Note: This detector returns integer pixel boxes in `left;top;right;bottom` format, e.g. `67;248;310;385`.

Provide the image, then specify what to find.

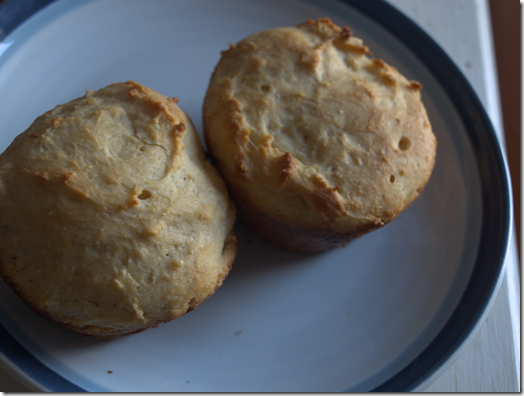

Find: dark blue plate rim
0;0;512;392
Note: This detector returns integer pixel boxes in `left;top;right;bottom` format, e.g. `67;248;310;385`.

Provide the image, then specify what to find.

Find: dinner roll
0;81;236;337
203;18;436;252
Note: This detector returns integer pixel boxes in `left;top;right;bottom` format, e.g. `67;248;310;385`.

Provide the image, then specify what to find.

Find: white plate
0;0;511;392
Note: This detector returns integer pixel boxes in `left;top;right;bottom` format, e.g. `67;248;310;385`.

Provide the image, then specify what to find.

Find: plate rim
340;0;512;391
0;0;512;392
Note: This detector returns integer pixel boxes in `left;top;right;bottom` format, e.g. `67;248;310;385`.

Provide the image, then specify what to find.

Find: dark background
489;0;520;261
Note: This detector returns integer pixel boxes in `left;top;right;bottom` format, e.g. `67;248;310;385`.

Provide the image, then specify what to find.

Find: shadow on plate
228;220;324;277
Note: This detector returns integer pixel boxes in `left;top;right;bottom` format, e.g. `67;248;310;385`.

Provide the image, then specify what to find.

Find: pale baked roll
203;18;436;252
0;81;237;337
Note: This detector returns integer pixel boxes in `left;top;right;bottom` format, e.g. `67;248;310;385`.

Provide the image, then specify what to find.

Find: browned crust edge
226;183;381;253
0;228;237;338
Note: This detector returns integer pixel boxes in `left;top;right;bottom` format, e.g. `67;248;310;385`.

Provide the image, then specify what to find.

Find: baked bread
0;81;237;337
203;18;436;252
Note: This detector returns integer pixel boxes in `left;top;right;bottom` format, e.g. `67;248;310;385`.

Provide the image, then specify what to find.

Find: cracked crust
0;81;237;337
203;18;436;252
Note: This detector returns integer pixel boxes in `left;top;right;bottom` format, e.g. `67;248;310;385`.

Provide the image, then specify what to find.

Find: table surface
0;0;520;392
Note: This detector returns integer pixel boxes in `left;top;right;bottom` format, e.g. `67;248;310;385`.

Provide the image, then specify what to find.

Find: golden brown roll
0;81;237;337
203;18;436;253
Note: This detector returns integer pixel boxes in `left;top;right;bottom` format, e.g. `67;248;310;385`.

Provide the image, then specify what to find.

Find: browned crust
309;175;345;219
236;197;379;253
297;18;372;55
223;179;382;253
0;228;237;339
277;152;296;186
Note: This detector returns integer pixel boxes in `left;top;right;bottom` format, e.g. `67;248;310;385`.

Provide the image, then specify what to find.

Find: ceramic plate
0;0;511;392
